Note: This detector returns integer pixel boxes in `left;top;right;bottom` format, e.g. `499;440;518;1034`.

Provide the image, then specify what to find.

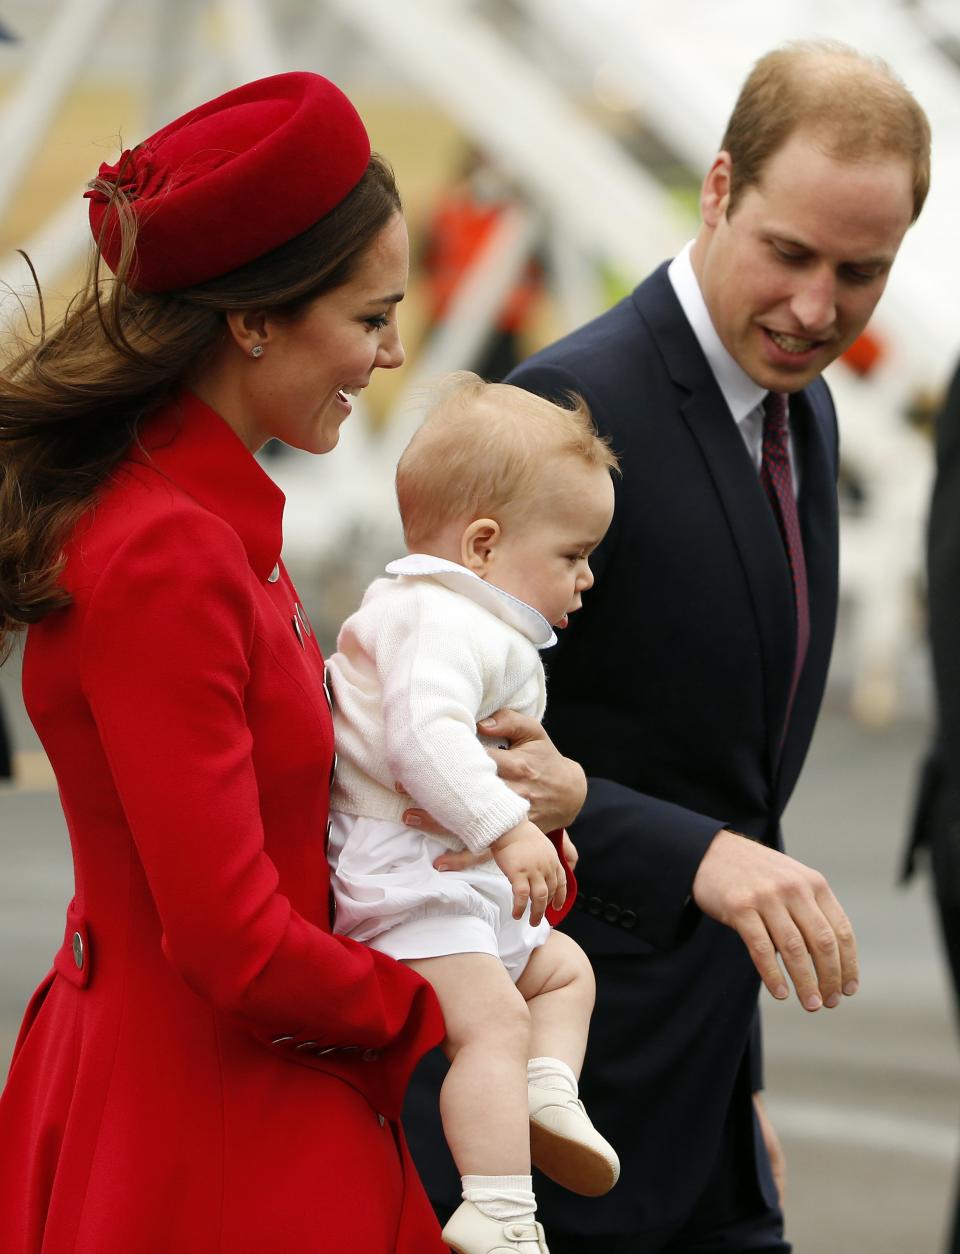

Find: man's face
691;129;915;392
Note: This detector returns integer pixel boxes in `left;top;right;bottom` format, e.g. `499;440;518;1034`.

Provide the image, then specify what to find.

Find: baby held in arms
326;373;620;1254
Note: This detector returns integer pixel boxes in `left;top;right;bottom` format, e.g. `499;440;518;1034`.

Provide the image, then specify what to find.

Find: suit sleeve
80;511;443;1100
508;358;727;950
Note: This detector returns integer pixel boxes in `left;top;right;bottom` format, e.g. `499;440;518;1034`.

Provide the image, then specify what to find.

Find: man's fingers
479;709;544;746
767;906;825;1011
738;904;825;1010
818;889;859;997
737;910;791;1002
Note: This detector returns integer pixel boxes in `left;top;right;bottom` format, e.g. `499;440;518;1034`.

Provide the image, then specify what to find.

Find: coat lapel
635;269;800;773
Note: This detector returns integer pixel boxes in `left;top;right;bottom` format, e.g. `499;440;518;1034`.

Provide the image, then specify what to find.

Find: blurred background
0;1;958;1249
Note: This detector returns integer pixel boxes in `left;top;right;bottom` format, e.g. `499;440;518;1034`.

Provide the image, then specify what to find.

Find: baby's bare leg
516;930;596;1074
405;952;532;1175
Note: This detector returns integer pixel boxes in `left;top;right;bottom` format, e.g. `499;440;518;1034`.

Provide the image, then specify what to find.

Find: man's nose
790;270;836;334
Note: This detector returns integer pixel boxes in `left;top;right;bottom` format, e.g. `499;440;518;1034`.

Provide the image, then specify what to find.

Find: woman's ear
225;309;270;355
461;518;501;575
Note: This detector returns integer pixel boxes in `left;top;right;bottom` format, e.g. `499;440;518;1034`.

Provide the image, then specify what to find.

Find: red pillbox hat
86;72;370;293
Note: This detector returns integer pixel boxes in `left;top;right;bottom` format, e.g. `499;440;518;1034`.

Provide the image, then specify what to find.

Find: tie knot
763;391;789;431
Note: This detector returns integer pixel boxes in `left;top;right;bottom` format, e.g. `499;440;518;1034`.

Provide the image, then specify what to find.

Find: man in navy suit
403;41;931;1253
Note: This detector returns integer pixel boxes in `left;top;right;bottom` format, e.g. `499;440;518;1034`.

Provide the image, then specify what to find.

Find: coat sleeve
79;510;443;1091
374;590;531;851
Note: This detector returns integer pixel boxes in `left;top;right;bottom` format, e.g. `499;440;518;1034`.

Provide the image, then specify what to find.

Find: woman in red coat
0;72;584;1254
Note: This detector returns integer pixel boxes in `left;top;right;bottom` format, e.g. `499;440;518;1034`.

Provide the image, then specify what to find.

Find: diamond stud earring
250;344;264;358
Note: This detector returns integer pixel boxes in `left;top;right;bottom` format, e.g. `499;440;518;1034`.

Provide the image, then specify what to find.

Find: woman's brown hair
0;153;401;658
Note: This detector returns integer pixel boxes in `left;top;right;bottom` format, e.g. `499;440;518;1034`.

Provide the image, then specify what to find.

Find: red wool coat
0;392;446;1253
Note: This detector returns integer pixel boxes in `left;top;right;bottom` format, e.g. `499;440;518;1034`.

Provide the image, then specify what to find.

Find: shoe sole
529;1119;619;1196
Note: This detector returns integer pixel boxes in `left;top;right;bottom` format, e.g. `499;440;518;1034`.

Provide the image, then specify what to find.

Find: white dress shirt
668;241;799;491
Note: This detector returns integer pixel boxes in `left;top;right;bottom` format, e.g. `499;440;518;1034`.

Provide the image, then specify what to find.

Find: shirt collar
385;554;557;649
667;240;767;424
131;390;285;581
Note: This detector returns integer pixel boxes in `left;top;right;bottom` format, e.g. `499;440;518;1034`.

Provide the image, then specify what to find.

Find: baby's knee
446;980;532;1058
543;931;597;1001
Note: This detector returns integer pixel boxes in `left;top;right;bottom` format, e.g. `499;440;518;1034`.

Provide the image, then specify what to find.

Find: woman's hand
560;829;579;872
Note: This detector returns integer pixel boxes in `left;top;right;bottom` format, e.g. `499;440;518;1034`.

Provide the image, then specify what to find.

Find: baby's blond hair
396;371;618;550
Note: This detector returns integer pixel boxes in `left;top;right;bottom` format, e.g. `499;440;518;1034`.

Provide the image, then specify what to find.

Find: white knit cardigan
326;555;556;854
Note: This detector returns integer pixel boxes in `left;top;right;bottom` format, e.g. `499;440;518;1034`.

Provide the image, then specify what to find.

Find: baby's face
485;461;615;628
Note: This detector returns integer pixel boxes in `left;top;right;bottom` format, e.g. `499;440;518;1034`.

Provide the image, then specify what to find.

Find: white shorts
327;813;550;983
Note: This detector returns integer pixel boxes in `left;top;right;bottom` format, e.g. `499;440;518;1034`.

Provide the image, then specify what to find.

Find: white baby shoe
441;1200;550;1254
528;1085;620;1196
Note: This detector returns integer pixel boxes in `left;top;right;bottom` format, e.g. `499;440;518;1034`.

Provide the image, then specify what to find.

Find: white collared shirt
668;241;798;491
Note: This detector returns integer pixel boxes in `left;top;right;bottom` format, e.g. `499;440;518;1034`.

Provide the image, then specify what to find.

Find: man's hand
479;711;587;832
753;1092;786;1207
691;829;858;1011
490;819;567;925
400;709;587;837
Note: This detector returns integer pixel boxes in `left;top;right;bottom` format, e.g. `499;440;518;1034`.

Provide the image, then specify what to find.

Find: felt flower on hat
84;149;148;205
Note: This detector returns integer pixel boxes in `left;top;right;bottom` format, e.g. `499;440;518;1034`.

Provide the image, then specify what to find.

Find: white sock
461;1173;536;1221
527;1055;579;1097
461;1176;540;1253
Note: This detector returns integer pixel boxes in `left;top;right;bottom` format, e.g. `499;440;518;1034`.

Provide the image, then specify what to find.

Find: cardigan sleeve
79;510;443;1105
373;588;531;851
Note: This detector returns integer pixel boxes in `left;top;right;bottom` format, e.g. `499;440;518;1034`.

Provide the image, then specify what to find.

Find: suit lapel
635;269;799;773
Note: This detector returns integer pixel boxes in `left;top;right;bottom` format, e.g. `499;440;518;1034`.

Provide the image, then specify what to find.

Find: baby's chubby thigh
405;950;532;1068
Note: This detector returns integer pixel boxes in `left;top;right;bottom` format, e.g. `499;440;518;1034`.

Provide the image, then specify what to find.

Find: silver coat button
267;563;280;583
72;931;84;970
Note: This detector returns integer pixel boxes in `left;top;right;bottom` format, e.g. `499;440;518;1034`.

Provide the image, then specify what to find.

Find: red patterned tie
761;392;810;728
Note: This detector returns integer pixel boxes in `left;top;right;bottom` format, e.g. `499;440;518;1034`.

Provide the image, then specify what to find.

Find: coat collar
132;389;285;581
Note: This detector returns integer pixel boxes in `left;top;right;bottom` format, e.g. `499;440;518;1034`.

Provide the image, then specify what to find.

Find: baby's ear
461;518;501;574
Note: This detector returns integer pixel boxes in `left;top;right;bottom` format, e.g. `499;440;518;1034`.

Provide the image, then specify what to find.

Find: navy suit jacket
403;263;840;1241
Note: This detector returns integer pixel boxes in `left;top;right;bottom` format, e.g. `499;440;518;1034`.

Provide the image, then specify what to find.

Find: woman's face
238;211;409;453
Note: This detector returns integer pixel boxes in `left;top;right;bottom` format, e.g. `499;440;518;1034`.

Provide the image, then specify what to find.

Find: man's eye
774;245;806;264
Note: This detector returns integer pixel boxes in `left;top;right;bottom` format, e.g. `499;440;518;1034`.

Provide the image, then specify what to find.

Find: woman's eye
365;314;389;331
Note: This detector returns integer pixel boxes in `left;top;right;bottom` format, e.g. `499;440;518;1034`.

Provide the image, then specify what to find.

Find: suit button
362;1048;381;1062
603;903;621;923
72;931;84;970
588;896;603;916
295;1040;320;1052
271;1035;295;1047
619;910;637;930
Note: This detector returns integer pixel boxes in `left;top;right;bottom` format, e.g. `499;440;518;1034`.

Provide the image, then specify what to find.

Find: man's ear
701;151;733;228
225;308;270;355
461;518;501;575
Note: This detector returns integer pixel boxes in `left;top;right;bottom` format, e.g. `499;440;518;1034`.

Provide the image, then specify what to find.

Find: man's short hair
722;39;931;222
396;372;618;551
